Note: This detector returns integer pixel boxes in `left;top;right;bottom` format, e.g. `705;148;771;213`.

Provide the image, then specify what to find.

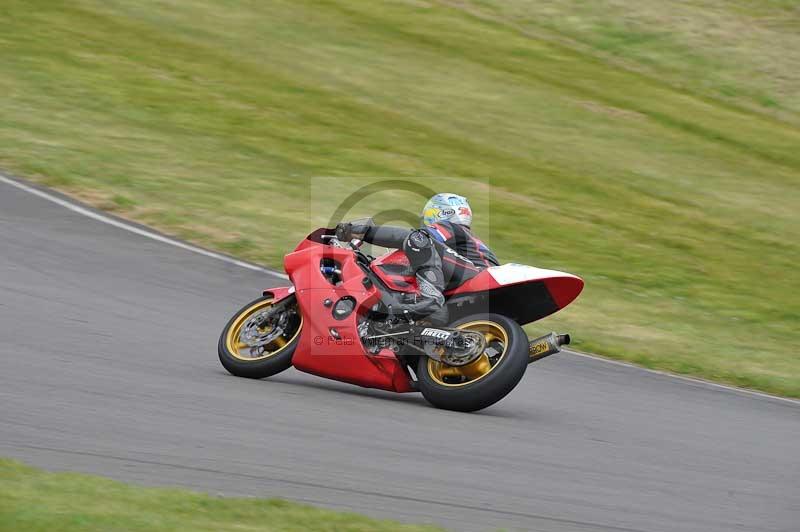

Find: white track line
2;173;796;405
0;174;288;280
564;349;800;405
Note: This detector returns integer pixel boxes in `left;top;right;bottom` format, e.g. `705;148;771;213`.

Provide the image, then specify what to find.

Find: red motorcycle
219;226;583;411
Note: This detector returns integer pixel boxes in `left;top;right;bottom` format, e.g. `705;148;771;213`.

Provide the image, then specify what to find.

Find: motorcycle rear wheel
218;296;302;379
417;313;528;412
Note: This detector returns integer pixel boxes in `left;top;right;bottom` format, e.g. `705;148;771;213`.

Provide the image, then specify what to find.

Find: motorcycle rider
336;193;499;324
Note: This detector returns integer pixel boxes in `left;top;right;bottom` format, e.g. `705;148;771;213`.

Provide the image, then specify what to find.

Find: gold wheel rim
225;299;302;361
427;320;509;387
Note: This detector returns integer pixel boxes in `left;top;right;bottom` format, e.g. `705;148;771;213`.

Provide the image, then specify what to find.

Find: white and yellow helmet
421;193;472;228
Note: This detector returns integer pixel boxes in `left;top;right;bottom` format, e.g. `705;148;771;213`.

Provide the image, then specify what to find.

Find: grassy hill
1;0;798;396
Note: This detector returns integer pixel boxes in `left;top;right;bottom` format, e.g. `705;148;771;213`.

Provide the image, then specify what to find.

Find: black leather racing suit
352;221;499;324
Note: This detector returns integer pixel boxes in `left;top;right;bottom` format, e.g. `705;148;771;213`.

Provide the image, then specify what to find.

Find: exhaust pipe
528;332;570;363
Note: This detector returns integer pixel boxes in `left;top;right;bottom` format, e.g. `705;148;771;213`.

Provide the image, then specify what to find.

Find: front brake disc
240;309;288;347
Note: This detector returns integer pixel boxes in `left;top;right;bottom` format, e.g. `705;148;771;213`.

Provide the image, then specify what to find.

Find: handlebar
320;234;363;250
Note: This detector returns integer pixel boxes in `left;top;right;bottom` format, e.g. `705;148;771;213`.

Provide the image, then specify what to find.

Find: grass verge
0;1;798;396
0;459;442;532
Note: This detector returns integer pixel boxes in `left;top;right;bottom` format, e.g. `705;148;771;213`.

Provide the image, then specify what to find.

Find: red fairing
370;249;417;293
542;275;584;309
282;238;415;393
443;270;501;295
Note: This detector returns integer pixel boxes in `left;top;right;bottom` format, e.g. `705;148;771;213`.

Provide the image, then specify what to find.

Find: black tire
218;296;301;379
417;313;529;412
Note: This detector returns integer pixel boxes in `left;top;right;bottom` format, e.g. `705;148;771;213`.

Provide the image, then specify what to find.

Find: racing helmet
421;193;472;228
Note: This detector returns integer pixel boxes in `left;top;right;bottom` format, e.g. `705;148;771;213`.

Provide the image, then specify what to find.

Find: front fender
262;285;296;303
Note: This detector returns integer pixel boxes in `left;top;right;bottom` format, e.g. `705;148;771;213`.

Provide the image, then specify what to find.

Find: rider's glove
335;222;353;242
336;222;371;242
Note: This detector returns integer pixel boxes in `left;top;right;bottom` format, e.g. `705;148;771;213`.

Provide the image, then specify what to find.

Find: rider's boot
392;286;448;326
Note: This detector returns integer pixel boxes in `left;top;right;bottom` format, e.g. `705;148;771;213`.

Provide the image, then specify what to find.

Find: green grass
0;459;441;531
1;0;799;396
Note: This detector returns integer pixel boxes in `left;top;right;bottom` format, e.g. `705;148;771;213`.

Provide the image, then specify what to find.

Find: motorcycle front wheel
417;313;529;412
218;295;302;379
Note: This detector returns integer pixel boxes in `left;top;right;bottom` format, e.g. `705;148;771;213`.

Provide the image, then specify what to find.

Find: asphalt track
1;176;798;532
